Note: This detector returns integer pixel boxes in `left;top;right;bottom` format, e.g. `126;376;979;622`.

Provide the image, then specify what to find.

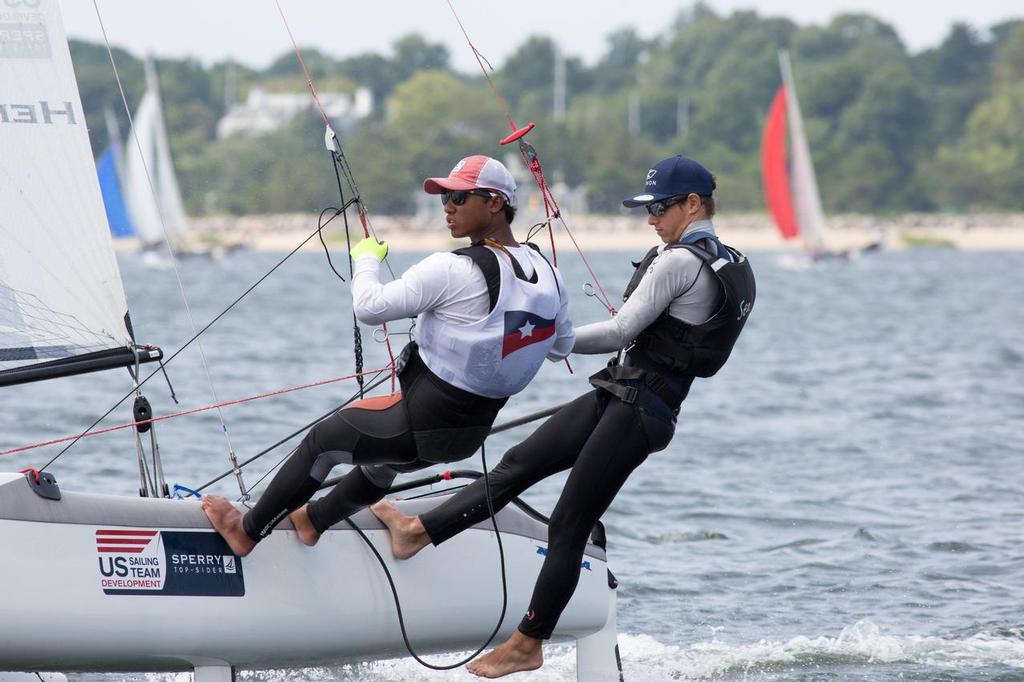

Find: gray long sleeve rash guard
573;221;724;355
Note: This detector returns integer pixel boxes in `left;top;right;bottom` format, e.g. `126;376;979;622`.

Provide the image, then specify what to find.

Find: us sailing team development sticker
95;529;245;596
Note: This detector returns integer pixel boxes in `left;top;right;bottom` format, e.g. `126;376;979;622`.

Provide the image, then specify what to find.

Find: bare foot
289;504;321;547
201;495;256;557
370;499;431;560
466;631;543;678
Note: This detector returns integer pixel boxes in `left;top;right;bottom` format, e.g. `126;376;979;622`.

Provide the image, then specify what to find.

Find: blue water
6;246;1024;680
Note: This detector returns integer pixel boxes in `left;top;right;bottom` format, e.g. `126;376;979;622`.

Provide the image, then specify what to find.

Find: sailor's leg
467;397;660;677
304;463;401;535
520;397;672;641
519;399;655;640
237;411;362;544
418;390;603;548
234;393;411;546
202;410;358;556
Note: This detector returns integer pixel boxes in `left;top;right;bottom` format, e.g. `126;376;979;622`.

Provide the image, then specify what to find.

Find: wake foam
614;621;1024;680
115;621;1024;681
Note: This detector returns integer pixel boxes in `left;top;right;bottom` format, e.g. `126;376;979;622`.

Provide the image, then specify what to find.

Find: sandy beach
114;212;1024;253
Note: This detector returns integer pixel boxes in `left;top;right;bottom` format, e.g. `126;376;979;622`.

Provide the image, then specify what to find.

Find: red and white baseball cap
423;155;517;207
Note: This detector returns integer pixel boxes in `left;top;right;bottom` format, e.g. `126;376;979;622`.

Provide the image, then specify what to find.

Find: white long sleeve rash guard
572;221;724;355
351;245;575;362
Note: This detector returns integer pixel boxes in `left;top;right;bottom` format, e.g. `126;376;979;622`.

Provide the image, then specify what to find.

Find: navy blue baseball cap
622;155;716;207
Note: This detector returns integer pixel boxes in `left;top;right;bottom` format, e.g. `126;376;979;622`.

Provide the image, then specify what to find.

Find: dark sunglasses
646;194;693;217
441;189;495;206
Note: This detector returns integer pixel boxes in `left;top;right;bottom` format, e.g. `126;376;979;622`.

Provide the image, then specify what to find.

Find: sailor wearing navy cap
371;155;757;678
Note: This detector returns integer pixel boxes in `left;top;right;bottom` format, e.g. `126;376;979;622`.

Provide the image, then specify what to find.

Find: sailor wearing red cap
202;155;572;557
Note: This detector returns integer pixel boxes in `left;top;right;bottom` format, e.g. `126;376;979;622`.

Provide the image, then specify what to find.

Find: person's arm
546;268;575;361
350;253;452;325
572;249;701;355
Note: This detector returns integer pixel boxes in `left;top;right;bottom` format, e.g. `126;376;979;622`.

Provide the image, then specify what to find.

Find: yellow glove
350;236;388;262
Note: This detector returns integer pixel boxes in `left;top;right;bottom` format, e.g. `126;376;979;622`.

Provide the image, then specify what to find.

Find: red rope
445;0;616;317
275;0;330;128
0;366;392;457
275;1;398;389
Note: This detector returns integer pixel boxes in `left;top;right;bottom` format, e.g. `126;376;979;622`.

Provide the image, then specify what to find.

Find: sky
59;0;1023;73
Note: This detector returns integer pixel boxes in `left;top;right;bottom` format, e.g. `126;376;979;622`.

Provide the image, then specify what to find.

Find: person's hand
350;236;388;262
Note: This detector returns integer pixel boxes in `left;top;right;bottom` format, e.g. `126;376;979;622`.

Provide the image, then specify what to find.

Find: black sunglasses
646;194;693;217
441;189;495;206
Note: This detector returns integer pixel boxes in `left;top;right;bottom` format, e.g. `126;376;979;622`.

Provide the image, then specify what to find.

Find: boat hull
0;472;614;673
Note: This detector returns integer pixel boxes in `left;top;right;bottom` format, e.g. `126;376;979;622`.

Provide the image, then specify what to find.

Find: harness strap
452;244;501;312
589;365;691;409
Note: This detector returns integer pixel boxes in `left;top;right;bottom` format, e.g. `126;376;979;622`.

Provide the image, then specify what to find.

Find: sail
98;107;135;238
0;0;136;376
97;146;136;238
123;59;189;249
761;86;799;241
778;50;827;253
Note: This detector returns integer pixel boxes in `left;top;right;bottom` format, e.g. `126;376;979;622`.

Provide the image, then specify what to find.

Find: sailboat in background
761;50;881;261
96;107;136;239
123;57;193;254
0;3;619;679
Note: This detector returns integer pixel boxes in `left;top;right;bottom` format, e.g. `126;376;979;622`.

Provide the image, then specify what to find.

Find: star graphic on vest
518;320;535;338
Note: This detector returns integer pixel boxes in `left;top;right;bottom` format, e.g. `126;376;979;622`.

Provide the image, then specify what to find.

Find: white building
216;87;372;139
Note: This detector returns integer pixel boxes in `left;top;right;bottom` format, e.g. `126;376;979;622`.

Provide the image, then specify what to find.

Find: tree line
69;4;1024;216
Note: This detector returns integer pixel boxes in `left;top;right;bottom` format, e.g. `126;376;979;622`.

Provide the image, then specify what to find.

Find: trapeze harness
417;231;756;640
590;230;756;411
240;241;562;542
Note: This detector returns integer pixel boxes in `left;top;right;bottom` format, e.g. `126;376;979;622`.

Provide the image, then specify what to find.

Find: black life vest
624;231;755;379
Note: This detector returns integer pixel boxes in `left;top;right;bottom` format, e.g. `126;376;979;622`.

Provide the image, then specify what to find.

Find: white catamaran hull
0;472;620;679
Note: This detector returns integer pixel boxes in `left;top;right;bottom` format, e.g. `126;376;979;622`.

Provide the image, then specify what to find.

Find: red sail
761;86;799;240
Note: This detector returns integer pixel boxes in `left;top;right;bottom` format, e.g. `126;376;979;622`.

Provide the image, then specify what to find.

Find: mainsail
123;58;190;249
761;50;828;253
0;0;159;385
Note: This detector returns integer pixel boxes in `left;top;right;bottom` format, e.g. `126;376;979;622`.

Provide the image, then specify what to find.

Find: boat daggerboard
0;0;139;384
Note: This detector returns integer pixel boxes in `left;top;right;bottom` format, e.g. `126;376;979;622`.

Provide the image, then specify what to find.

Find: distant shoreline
112;212;1024;252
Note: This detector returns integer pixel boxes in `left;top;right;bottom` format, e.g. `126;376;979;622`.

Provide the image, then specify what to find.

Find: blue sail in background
97;146;135;238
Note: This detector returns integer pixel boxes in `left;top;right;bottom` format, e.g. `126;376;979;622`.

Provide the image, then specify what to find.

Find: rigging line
331;160;367;397
444;0;617;317
0;367;390;458
93;0;238;462
317;207;348;282
444;0;516;130
37;219;340;473
274;0;398;390
237;371;392;498
273;0;395;280
348;441;507;671
193;370;390;498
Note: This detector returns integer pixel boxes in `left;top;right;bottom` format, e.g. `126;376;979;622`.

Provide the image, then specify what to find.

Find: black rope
349;441;508;670
327;146;365;398
526;220;550;243
317;207;348;282
39;218;345;473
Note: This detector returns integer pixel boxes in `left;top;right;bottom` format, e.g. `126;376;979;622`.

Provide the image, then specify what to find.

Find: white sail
778;50;828;254
0;0;133;372
123;58;189;249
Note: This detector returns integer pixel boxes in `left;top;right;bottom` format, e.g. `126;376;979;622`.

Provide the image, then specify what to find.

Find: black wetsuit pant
241;349;505;543
419;386;677;640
